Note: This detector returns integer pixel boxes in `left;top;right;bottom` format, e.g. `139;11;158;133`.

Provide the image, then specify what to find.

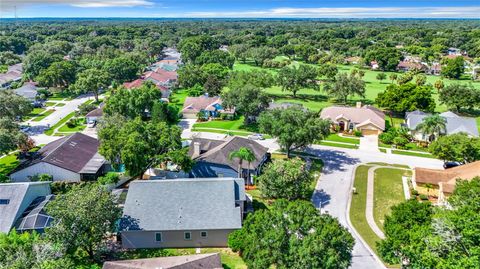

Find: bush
354;130;362;137
393;136;409;149
411;189;419;196
76;103;98;116
66;118;78;128
419;194;429;200
50;181;88;194
186;84;203;97
97;172;120;185
379;130;397;144
0;173;9;183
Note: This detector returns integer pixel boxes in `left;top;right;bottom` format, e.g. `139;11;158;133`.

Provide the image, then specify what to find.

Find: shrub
28;173;53;182
379;130;397;144
419;194;429;200
411;189;419;196
393;136;409;149
354;130;362;137
186;84;203;97
97;172;120;185
76;103;98;116
66;118;78;128
0;173;9;183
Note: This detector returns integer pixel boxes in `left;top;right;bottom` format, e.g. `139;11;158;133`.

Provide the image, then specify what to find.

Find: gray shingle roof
0;182;51;233
102;253;223;269
406;111;479;137
14;83;38;100
121;178;245;231
189;136;268;171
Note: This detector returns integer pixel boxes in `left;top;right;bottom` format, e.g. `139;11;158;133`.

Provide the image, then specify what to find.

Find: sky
1;0;480;19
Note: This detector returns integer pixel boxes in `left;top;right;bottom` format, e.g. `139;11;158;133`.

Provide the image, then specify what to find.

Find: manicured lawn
25;108;46;119
44;112;76;135
55;102;65;107
391;150;435;158
193;118;245;130
318;141;358;149
32;109;55;122
45;102;57;107
191;128;252;137
324;133;360;145
0;153;19;174
246;189;270;211
170;89;189;110
373;168;410;231
58;122;86;132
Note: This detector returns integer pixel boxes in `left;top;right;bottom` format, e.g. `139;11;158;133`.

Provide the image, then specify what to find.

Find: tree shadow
118;215;142;231
311;189;331;209
305;147;361;175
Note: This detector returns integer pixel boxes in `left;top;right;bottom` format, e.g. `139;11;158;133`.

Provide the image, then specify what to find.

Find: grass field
45;112;76;136
391;150;435;158
318;141;359;149
58;122;86;132
324;134;360;144
32;109;55;122
373;168;410;231
25;108;46;120
0;153;19;175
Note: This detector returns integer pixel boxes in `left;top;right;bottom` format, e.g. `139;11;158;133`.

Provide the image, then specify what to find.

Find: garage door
361;129;379;136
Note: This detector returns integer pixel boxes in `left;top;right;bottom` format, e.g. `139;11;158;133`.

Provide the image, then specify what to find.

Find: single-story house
405;110;479;141
427;62;442;76
102;253;222;269
320;104;386;135
181;96;235;119
123;79;171;99
86;106;104;124
189;136;269;184
370;61;379;70
397;61;428;72
413;161;480;203
0;181;53;233
10;132;108;182
119;177;245;249
0;63;22;89
14;82;38;101
144;69;178;87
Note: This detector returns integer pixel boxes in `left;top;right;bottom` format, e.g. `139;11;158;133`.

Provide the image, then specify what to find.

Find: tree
415;74;427;86
104;56;143;83
415;115;447;142
376;72;387;82
151;101;179;125
277;64;319;98
258;107;330;157
0;90;33;119
0;91;31;154
72;68;110;102
177;65;205;88
23;49;63;79
227;70;274;89
222;85;270;124
376;83;436;113
429;133;480;163
365;47;401;71
439;83;479;111
434;79;445;91
324;72;366;104
258;158;312;200
389;73;398;83
442;56;465;79
46;183;121;261
195;50;235;68
318;63;338;80
229;200;354;269
98;116;185;176
36;60;77;89
228;147;256;184
249;46;278;66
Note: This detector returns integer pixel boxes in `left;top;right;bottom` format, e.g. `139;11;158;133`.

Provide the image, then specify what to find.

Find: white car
86;120;96;128
248;133;264;140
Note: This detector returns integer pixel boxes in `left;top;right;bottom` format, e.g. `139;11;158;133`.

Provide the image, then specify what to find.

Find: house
123;79;171;99
370;61;379;70
405;111;479;141
0;181;52;233
413;161;480;203
14;82;38;101
427;62;442;76
10;132;108;182
181;96;235;119
144;70;178;87
86;106;103;124
0;63;23;89
103;253;222;269
188;136;269;184
119;178;246;249
397;60;428;72
344;56;361;65
320;104;386;135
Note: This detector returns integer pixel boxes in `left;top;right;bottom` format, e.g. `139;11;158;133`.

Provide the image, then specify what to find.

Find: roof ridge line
42;134;77;161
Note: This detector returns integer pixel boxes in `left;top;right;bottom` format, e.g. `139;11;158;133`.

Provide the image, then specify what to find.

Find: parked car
248;133;264;140
86;120;96;128
443;161;461;169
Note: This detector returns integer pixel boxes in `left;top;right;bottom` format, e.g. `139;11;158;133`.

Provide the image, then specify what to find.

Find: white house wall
10;162;81;182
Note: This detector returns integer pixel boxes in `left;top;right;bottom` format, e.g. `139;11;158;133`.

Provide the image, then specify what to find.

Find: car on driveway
86;120;96;128
248;133;264;140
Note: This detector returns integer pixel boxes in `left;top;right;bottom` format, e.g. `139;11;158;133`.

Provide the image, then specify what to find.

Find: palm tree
229;147;256;185
415;115;447;142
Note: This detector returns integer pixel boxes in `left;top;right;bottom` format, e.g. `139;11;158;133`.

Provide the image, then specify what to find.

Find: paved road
307;145;442;269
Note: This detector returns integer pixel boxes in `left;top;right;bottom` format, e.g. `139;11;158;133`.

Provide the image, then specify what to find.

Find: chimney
356;101;362;108
192;142;201;158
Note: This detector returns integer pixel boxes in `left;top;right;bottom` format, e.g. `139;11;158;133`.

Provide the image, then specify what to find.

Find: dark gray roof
102;253;223;269
121;178;245;231
0;182;51;233
189;136;268;171
14;83;38;100
11;132;105;175
15;194;54;233
86;107;103;118
406;111;479;137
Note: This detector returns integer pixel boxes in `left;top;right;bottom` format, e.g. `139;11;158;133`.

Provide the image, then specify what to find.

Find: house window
184;232;192;240
0;199;9;205
200;231;208;238
155;232;162;242
349;123;354;130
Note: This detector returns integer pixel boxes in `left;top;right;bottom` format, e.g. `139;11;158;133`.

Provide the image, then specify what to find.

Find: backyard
0;153;19;175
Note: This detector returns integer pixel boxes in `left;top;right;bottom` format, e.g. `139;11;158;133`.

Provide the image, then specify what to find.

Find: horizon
1;1;480;19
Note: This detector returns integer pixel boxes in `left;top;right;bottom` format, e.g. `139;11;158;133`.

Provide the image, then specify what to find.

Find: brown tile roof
182;96;222;113
144;69;177;83
397;61;427;70
102;253;222;269
123;79;144;89
320;106;386;130
189;136;268;171
415;161;480;193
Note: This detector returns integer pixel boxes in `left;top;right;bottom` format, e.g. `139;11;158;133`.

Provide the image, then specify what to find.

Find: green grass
391;150;435;158
318;141;359;149
367;162;410;169
379;148;387;153
58;122;86;132
44;112;76;136
55;102;65;107
373;168;410;232
25;108;46;119
31;109;55;122
193;118;245;130
191;128;252;137
45;102;57;107
246;189;270;211
324;133;360;145
0;153;19;175
170;89;189;110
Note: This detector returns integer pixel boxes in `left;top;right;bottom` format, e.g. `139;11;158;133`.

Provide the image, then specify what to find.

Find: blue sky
1;1;480;18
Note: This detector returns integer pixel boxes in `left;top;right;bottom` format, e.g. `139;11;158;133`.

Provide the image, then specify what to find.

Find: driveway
308;145;442;269
359;135;379;152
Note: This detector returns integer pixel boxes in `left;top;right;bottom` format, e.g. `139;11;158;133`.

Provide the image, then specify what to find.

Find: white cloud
1;0;154;9
183;6;480;18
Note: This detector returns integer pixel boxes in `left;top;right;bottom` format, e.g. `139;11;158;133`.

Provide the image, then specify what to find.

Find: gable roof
123;79;144;89
86;107;103;118
415;161;480;193
11;133;104;175
120;178;244;231
189;136;268;171
182;96;221;113
0;182;51;233
14;82;38;99
102;253;222;269
320;106;386;130
144;69;177;83
406;111;479;137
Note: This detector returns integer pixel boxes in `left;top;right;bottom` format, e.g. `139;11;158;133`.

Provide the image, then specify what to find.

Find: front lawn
44;112;76;135
391;150;435;158
32;109;55;122
25;108;46;120
193;117;245;130
318;141;358;149
373;168;410;231
324;133;360;145
57;118;86;132
0;153;19;175
191;128;253;137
